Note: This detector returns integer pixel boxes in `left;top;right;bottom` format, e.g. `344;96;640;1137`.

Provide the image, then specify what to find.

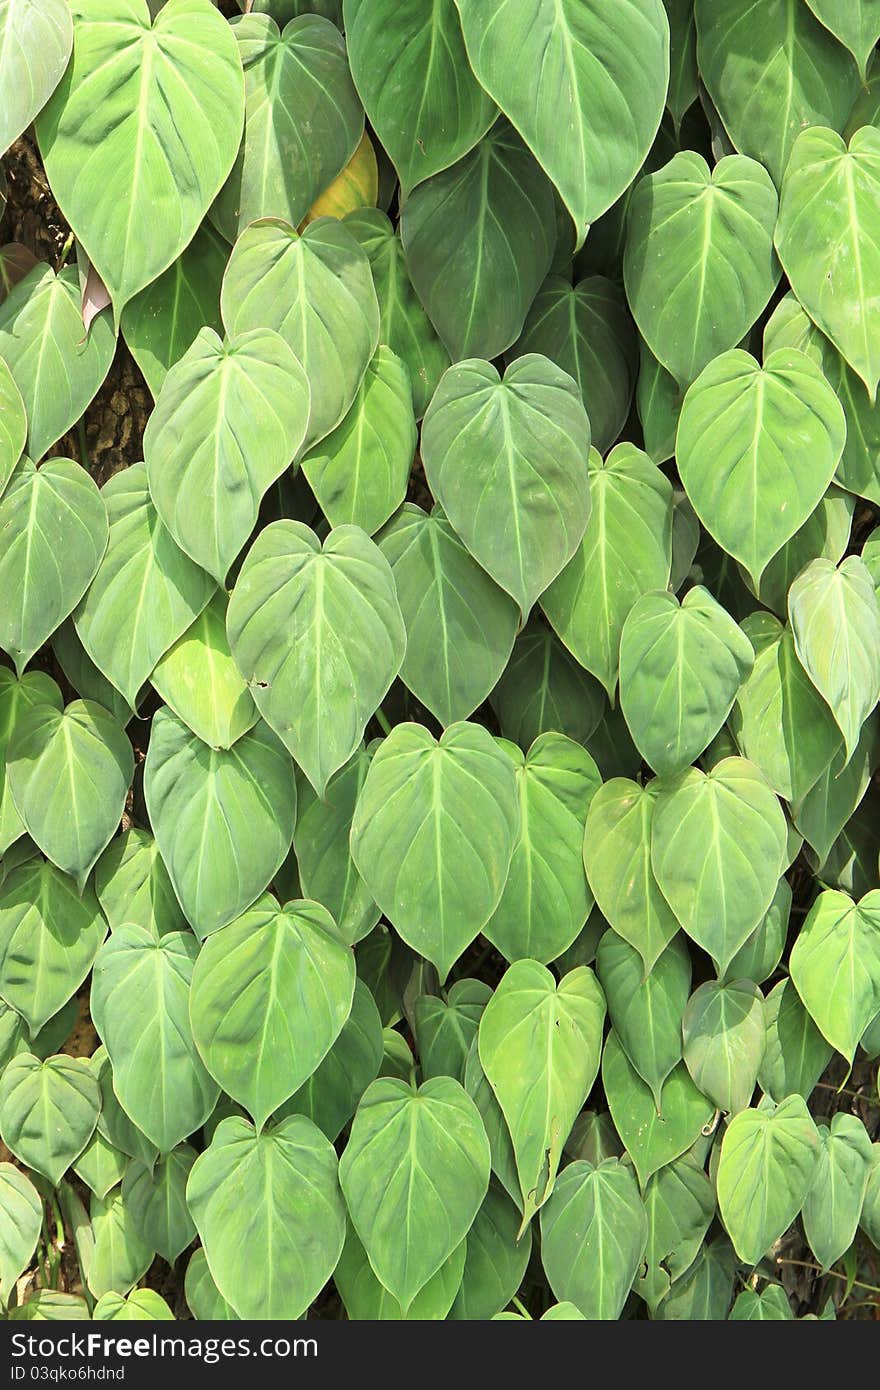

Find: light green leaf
601;1032;714;1188
334;1225;465;1321
540;1159;647;1319
0;354;25;495
293;746;379;946
0;1053;99;1184
150;592;258;751
36;0;245;321
0;1163;41;1302
350;722;519;980
122;1144;197;1264
802;1114;873;1269
792;713;880;863
414;979;491;1085
450;1182;531;1321
0;670;62;856
143;708;297;939
95;828;188;940
730;1284;794;1320
805;0;880;80
759;978;834;1104
716;1096;820;1264
73;1127;128;1200
625;152;779;385
421;354;591;617
184;1248;238;1321
0;0;73;154
478;961;606;1228
93;1289;175;1321
681;979;765;1115
226;521;405;795
91;924;219;1151
489;620;605;750
278;976;383;1141
0;458;108;675
635;1154;716;1313
790;889;880;1063
596;932;691;1110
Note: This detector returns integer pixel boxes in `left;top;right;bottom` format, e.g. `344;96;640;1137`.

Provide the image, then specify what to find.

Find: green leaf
36;0;245;321
122;1144;197;1264
378;504;519;727
583;779;681;975
51;622;134;729
414;979;491;1084
73;463;215;709
463;1038;520;1210
0;1163;41;1302
8;1291;90;1321
293;746;379;946
143;708;297;939
450;1182;531;1321
0;0;73;154
758;978;834;1104
490;620;605;750
788;557;880;764
540;1159;647;1319
681;980;765;1115
226;521;405;796
802;1114;873;1269
0;266;110;467
150;592;258;752
805;0;880;80
214;13;363;238
399;120;555;361
91;1045;158;1172
0;670;62;856
190;897;355;1129
343;209;449;419
596;932;691;1110
334;1225;465;1320
654;1237;736;1320
0;354;25;495
676;348;846;587
776;126;880;402
635;1154;716;1313
220;217;379;447
0;1053;99;1184
343;0;495;194
73;1127;128;1201
7;700;132;889
695;0;860;186
455;0;669;238
483;734;600;964
716;1096;820;1264
512;276;637;454
792;714;880;863
619;586;754;776
338;1075;489;1312
278;977;383;1141
91;925;219;1151
790;889;880;1063
730;611;842;803
860;1145;880;1250
730;1284;794;1320
95;828;187;940
87;1189;155;1300
637;340;684;466
184;1248;238;1321
650;758;788;972
540;444;673;699
302;346;415;534
350;722;519;980
0;860;107;1034
478;961;606;1228
601;1032;714;1188
144;327;310;583
93;1289;175;1321
663;0;698;131
625;152;779;385
723;878;790;986
421;354;591;617
0;458;108;675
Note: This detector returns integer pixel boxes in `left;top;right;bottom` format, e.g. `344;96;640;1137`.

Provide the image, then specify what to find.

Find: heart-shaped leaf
278;977;383;1141
790;889;880;1063
0;354;25;495
149;592;258;751
804;0;880;80
803;1114;873;1271
601;1031;713;1188
540;1159;647;1319
0;0;73;155
0;1163;41;1301
596;932;691;1110
0;1053;99;1184
681;979;765;1115
292;746;379;946
716;1096;820;1264
93;1290;174;1321
0;671;62;856
122;1144;197;1264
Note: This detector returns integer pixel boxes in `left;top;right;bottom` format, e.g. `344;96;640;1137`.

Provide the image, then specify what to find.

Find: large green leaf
540;444;673;699
399;121;555;361
190;897;355;1128
651;758;789;971
676;348;846;588
414;979;491;1085
214;13;362;238
0;860;106;1035
454;0;669;239
377;503;518;726
0;1053;99;1184
91;924;219;1151
36;0;245;321
302;346;415;534
478;961;606;1228
421;354;590;617
0;458;108;675
143;708;297;939
601;1032;714;1188
512;276;637;454
122;1144;196;1264
293;746;379;946
596;932;691;1110
226;521;405;795
695;0;860;186
618;586;754;776
0;0;73;155
343;209;449;419
758;979;833;1104
489;620;605;750
86;1187;155;1299
0;1163;41;1301
93;1290;174;1321
790;889;880;1063
7;700;132;889
583;779;680;975
349;722;519;980
654;1237;736;1320
73;464;215;709
0;671;62;856
789;556;880;765
334;1225;466;1320
716;1096;820;1264
540;1159;646;1320
805;0;880;80
94;828;187;941
625;151;779;386
188;1114;345;1319
802;1114;873;1270
343;0;495;193
183;1248;237;1321
776;126;880;402
220;217;379;447
149;593;258;752
681;980;764;1115
730;611;842;804
0;355;25;495
635;1153;715;1313
278;977;383;1141
483;735;600;964
90;1046;157;1169
338;1076;489;1312
144;327;310;583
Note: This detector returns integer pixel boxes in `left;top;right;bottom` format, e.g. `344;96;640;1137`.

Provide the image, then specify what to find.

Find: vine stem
374;707;392;737
776;1257;880;1296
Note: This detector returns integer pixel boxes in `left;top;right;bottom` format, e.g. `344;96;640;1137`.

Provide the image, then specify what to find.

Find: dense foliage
0;0;880;1323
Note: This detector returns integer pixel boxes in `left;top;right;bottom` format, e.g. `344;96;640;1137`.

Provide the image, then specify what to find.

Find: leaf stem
374;707;392;737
